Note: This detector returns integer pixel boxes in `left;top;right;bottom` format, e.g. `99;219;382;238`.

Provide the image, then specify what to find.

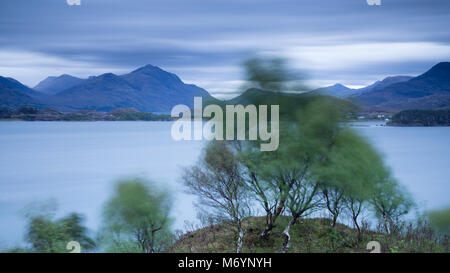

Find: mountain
1;65;217;112
312;84;357;98
312;76;414;99
356;76;413;94
0;76;45;108
34;74;85;94
120;65;216;111
48;73;143;112
0;76;40;97
353;62;450;110
46;65;216;112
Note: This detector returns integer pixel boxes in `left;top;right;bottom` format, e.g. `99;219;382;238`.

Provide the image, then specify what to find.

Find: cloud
0;50;132;87
0;0;449;92
282;42;450;70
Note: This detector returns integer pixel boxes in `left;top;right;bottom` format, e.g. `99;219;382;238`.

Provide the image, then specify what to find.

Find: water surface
0;121;449;247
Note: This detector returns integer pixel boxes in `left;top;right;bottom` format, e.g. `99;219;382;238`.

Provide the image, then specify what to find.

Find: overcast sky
1;0;449;97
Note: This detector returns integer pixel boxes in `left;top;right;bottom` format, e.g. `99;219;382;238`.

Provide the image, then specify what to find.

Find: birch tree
183;141;252;253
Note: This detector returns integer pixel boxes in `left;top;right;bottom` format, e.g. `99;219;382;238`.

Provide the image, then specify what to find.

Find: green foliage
243;58;294;92
99;178;173;253
313;129;385;199
18;201;95;253
25;213;95;253
371;178;415;234
427;208;450;235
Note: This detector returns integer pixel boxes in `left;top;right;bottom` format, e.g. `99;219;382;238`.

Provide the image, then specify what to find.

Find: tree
314;129;386;240
23;201;95;253
183;141;252;253
282;168;320;252
238;136;298;240
100;179;173;253
371;177;414;235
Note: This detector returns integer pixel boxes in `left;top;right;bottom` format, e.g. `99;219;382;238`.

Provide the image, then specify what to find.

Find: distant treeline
388;110;450;126
0;107;173;121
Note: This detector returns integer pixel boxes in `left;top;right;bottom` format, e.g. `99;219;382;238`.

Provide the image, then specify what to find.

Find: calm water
0;121;449;247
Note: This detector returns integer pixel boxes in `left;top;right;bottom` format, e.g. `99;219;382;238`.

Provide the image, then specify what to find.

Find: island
388;109;450;126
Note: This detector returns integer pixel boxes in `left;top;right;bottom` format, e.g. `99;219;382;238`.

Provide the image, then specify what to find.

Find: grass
169;216;449;253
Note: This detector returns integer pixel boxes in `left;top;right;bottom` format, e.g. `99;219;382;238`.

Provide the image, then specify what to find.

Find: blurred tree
427;208;450;235
100;179;173;253
22;201;95;253
314;129;387;240
244;58;290;92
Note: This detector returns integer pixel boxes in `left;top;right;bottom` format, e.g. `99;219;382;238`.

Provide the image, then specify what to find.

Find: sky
0;0;450;98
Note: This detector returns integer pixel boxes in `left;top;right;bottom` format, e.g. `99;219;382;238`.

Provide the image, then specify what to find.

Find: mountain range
353;62;450;110
1;62;449;113
0;65;215;112
313;63;450;110
312;76;415;98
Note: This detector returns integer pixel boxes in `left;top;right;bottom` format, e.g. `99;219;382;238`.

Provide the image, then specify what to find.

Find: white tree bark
236;227;244;253
280;216;297;253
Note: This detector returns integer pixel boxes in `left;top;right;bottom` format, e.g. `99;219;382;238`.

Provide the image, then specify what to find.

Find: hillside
0;65;217;113
354;62;450;110
169;216;446;253
310;76;413;99
312;83;357;98
49;65;217;112
48;73;144;112
357;76;414;94
34;74;85;94
0;76;46;109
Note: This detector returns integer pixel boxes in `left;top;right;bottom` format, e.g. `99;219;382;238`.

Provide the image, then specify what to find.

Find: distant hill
47;73;144;112
311;83;357;98
34;74;85;94
49;65;217;112
2;62;449;112
353;62;450;110
309;76;413;99
120;65;217;112
0;65;217;112
0;76;45;109
356;76;414;94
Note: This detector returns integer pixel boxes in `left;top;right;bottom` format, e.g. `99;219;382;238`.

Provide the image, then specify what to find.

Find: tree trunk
280;215;298;253
353;216;361;242
383;215;390;234
236;226;244;253
261;212;274;239
332;213;338;227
